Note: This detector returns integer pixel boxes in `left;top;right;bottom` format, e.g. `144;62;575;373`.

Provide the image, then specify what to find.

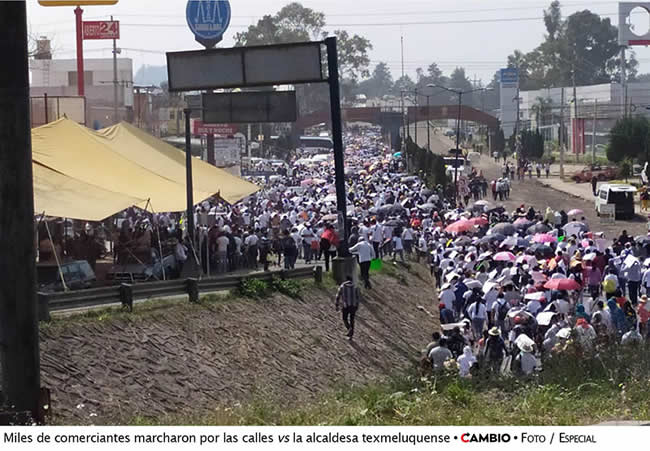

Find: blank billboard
202;91;297;123
167;42;323;92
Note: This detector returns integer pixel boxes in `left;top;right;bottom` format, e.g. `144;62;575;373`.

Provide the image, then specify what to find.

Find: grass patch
119;342;650;426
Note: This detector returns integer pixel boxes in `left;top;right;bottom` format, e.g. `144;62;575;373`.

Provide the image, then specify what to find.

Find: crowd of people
422;203;650;378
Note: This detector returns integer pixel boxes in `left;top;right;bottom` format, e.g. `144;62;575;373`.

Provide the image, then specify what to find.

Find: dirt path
41;264;438;425
424;132;647;238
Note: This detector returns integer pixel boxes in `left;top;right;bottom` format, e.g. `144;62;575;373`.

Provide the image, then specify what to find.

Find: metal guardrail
37;266;321;321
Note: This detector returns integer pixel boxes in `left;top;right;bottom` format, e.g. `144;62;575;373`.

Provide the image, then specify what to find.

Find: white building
519;82;650;154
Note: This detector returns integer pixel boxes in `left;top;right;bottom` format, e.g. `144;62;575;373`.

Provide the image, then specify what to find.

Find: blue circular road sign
186;0;231;48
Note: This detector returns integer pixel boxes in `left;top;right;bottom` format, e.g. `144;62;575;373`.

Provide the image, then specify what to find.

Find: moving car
572;165;619;183
443;157;471;177
595;183;636;220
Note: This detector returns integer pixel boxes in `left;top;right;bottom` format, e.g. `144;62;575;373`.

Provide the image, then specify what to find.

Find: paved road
419;130;648;238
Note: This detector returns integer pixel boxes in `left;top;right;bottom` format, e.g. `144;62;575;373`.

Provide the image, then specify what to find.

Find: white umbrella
524;291;547;301
583;253;597;261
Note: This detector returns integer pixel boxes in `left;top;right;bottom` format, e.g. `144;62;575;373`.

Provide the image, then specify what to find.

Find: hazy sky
25;0;650;84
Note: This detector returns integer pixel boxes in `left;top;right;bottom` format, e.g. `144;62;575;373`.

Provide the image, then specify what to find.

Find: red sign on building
83;21;120;40
572;118;586;154
192;120;238;136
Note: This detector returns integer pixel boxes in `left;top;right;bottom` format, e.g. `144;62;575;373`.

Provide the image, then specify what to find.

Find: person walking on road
335;276;362;340
350;236;376;289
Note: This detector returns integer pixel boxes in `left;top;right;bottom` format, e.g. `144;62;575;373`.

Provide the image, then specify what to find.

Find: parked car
572;165;619;183
37;260;97;293
595;183;637;220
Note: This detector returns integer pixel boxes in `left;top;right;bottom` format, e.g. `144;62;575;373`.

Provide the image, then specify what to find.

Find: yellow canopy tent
33;162;144;221
32;119;217;214
97;121;259;205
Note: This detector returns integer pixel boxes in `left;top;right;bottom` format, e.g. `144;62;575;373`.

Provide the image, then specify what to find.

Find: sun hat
488;327;500;336
640;296;648;304
520;342;534;353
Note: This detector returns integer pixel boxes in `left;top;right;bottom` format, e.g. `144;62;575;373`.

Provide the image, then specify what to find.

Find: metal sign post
325;37;350;256
186;0;231;49
167;38;352;277
0;1;41;423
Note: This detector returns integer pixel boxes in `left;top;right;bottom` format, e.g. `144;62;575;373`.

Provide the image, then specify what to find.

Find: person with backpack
491;292;510;336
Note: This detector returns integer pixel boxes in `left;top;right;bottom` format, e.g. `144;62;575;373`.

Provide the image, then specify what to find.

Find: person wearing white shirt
350;237;376;289
526;299;542;316
467;299;487;339
402;227;414;255
359;224;371;242
484;288;498;313
392;234;405;262
371;222;384;258
642;267;650;295
439;284;456;307
245;233;259;269
216;234;230;273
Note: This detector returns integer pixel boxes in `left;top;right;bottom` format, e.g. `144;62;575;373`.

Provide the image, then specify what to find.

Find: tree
520;129;545;160
414;62;451;105
506;2;635;89
449;67;475;107
493;127;506;154
234;2;372;108
234;3;325;45
531;96;553;127
608;116;650;163
358;62;393;99
330;30;372;84
393;75;416;96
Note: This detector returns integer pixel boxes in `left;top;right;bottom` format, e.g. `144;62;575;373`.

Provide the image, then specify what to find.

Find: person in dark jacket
484;327;507;373
439;303;455;325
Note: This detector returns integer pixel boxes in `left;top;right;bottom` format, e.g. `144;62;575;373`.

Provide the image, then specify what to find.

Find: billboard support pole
326;37;349;257
75;6;85;97
0;0;41;423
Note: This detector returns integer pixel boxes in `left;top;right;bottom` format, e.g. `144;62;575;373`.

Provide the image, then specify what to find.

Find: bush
237;279;270;299
271;277;303;299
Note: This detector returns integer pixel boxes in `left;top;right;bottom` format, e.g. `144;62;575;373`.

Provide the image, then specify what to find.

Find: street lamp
401;88;419;146
424;83;439;151
428;84;491;202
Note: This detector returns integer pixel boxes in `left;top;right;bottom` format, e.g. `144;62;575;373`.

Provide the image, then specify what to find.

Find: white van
595;184;637;220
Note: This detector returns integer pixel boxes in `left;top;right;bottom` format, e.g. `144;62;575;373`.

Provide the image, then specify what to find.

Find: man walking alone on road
335;276;362;340
350;236;376;289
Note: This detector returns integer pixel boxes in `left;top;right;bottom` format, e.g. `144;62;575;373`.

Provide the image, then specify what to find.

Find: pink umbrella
567;209;583;216
469;217;488;226
445;219;474;234
494;251;516;262
533;233;557;244
544;278;582;291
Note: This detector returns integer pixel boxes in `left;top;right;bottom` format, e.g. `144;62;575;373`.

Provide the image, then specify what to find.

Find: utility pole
558;88;564;180
592;99;598;164
0;0;41;422
414;88;418;146
621;47;628;117
112;15;119;124
572;66;579;161
455;91;463;201
400;35;405;80
426;94;431;151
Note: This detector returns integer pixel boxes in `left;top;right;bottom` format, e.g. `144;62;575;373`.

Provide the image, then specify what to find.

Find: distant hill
134;65;167;86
